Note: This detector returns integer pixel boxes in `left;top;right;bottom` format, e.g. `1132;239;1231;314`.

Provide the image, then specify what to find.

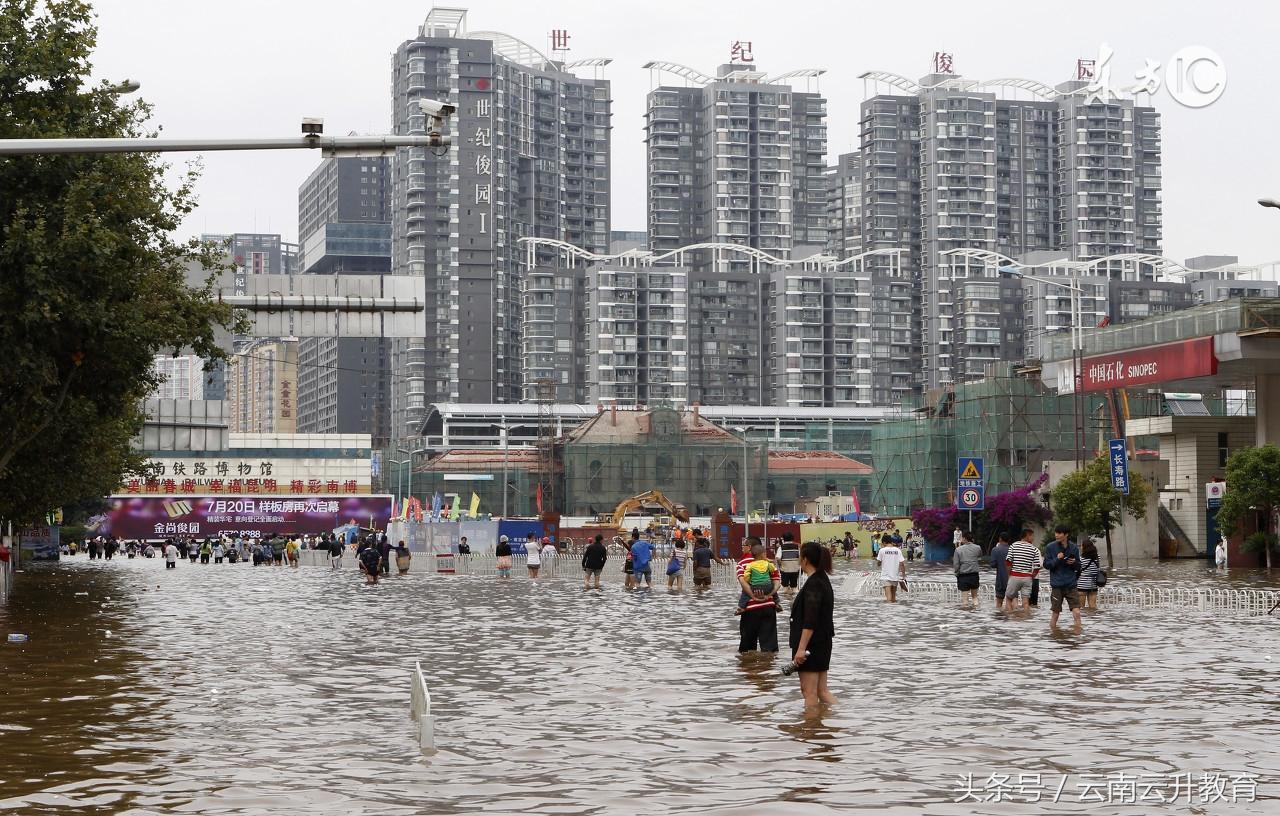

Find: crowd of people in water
70;532;366;568
69;519;1112;709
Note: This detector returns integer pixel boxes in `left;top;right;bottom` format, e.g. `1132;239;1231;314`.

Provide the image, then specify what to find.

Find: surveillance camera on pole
301;117;324;138
417;99;454;148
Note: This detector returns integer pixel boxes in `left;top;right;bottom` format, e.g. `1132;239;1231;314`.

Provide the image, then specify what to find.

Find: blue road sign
957;457;985;510
1108;438;1130;495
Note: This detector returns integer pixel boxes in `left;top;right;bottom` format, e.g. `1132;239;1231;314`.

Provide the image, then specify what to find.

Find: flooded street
2;557;1278;814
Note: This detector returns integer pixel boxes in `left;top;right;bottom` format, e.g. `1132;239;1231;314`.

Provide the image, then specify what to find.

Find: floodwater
1;556;1278;815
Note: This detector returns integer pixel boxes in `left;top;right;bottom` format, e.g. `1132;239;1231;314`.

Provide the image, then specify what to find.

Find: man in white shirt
163;541;179;569
877;533;905;602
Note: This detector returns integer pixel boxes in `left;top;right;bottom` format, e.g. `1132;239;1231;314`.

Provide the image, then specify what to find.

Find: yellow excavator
590;490;690;531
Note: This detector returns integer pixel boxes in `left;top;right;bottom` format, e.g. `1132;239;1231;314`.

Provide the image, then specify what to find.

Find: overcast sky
88;0;1278;265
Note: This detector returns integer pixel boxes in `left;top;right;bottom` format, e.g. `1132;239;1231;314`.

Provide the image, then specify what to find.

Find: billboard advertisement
19;526;60;561
103;495;393;540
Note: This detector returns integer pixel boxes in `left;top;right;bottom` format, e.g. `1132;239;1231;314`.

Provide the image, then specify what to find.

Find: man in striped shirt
737;538;780;653
1004;528;1042;611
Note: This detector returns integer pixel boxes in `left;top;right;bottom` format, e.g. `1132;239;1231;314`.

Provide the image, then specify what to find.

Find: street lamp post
763;499;772;549
733;427;750;527
388;457;409;505
397;447;428;513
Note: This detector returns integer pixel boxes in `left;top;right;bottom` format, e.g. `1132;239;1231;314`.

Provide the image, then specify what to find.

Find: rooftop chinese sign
1076;337;1217;393
120;455;370;495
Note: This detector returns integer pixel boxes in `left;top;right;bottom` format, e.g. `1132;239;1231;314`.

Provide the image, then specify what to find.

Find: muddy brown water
1;556;1277;814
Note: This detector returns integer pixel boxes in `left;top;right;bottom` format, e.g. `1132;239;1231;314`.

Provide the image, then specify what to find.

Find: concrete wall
1044;459;1168;560
1126;416;1254;555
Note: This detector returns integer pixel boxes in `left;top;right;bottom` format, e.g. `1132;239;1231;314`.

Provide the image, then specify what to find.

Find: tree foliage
0;0;240;524
1215;444;1280;568
1051;454;1150;565
911;475;1052;550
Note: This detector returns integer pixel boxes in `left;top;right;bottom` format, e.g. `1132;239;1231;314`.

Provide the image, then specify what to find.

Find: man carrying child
735;538;781;653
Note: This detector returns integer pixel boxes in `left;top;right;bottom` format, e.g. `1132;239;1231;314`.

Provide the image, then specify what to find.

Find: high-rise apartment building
825;152;863;258
151;355;206;401
196;234;297;399
298;156;392;275
644;61;827;271
857;58;1163;390
391;8;611;433
521;239;908;409
226;338;299;434
295;156;393;448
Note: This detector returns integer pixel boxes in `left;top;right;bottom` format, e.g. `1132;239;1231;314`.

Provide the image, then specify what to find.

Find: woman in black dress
789;542;836;709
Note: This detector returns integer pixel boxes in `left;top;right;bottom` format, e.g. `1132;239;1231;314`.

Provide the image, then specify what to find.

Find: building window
656;454;673;485
1218;432;1229;468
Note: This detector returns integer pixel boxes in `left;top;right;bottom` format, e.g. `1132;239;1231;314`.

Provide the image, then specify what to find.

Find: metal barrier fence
409;660;435;753
841;573;1280;617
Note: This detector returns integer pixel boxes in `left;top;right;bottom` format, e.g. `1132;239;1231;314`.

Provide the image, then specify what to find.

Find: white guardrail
409;660;434;753
299;549;746;588
841;573;1280;617
298;551;1279;618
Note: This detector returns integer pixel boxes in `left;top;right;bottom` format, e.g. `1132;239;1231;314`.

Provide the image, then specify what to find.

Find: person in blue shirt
629;529;655;589
1044;524;1083;628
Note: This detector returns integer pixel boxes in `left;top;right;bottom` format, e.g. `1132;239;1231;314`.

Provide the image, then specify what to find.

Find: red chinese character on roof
264;478;278;492
209;479;223;492
290;480;304;492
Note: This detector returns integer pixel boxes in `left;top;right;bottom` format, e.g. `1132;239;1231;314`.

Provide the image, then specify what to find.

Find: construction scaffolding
870;365;1122;515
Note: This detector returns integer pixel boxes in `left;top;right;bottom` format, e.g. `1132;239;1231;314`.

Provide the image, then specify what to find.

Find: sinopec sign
1073;337;1217;393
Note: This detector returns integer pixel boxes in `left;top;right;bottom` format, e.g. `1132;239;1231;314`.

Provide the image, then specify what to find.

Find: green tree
0;0;240;524
1050;454;1150;568
1215;444;1280;569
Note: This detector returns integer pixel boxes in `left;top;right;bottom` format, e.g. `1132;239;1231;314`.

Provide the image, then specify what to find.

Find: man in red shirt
737;537;780;653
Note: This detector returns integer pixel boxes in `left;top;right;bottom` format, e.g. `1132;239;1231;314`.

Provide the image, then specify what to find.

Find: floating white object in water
75;592;88;596
103;631;112;638
7;633;28;643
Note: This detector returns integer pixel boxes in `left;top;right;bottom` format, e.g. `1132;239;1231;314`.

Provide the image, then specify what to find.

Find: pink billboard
103;495;393;540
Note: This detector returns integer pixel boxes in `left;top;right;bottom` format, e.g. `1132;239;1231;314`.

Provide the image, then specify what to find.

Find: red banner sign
1078;337;1217;393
